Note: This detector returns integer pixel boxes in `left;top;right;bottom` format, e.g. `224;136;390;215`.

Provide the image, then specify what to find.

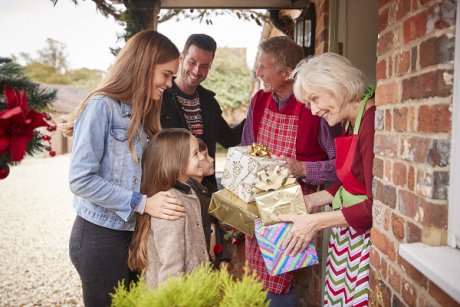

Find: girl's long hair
128;128;193;271
61;30;179;162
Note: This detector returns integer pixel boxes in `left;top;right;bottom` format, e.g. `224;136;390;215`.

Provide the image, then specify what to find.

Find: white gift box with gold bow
221;146;281;202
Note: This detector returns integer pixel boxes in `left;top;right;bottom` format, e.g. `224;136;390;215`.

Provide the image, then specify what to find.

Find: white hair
292;52;367;107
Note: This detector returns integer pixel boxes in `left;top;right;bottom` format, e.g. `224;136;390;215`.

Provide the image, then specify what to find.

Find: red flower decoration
0;87;50;161
213;243;223;255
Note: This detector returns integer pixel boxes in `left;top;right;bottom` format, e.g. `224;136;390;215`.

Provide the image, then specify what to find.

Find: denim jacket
69;95;148;231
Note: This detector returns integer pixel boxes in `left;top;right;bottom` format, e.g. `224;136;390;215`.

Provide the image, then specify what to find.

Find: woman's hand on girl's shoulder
145;191;186;220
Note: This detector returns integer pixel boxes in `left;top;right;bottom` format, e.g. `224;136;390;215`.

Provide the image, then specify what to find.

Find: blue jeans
69;216;138;307
266;287;297;307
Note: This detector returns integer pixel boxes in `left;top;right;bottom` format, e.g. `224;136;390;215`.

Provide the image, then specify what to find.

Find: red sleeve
341;107;375;234
326;181;341;196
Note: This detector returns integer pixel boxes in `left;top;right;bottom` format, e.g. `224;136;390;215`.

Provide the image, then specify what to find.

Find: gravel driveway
0;154;83;306
0;152;228;306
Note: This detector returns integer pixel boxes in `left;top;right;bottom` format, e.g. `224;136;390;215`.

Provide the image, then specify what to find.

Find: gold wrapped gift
209;189;259;237
255;183;307;226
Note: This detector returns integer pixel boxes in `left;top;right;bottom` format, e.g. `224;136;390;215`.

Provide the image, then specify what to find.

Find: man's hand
278;156;307;178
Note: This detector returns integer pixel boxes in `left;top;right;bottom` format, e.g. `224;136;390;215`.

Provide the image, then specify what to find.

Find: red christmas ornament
0;164;10;180
0;87;50;161
42;135;51;141
213;243;223;254
49;151;56;157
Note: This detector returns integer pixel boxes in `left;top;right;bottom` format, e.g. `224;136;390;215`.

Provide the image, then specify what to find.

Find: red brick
410;46;417;72
375;180;397;209
373;157;384;179
411;0;419;10
393;162;407;187
408;166;415;191
376;81;399;105
400;136;432;164
379;8;389;33
418;104;452;133
416;169;449;200
388;55;393;78
388;266;401;292
391;213;405;240
369;269;392;307
402;70;453;101
392;295;406;307
384;159;392;182
371;228;397;261
406;221;422;243
427;2;456;31
370;246;381;269
407;106;416;132
420;199;448;228
379;0;391;9
402;278;418;306
384;206;391;231
396;0;411;21
398;256;428;287
393;107;407;132
427;139;451;167
376;58;387;81
403;11;427;43
385;109;392;131
375;134;398;158
377;30;396;56
420;35;455;68
395;50;410;76
381;257;388;280
398;190;419;220
429;281;459;306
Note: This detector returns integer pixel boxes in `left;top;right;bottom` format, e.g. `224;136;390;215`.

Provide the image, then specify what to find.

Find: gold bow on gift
255;165;296;192
248;143;271;158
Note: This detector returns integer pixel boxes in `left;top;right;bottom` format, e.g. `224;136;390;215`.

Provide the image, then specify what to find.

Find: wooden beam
111;0;308;9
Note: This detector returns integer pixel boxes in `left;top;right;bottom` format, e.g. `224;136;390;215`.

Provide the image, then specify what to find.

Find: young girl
64;31;185;306
129;128;209;288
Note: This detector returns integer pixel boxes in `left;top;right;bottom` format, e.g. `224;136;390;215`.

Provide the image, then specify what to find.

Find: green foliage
0;58;57;111
66;68;104;86
18;39;103;86
202;48;253;113
0;57;57;169
24;61;71;84
111;265;268;307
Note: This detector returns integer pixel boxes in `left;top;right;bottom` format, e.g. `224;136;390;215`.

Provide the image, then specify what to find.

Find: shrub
111;265;268;307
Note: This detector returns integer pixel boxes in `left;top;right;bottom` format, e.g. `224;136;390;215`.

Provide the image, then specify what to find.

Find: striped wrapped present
255;219;319;276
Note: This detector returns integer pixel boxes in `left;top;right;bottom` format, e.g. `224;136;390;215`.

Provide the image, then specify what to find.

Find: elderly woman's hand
145;191;186;220
304;190;334;213
278;213;319;256
278;156;307;178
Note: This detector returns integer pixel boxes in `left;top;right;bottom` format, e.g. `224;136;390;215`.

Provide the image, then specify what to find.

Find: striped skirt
324;227;372;306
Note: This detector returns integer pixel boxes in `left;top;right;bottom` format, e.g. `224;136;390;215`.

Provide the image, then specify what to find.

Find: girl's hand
278;156;307;178
144;191;186;220
278;213;319;256
304;190;334;213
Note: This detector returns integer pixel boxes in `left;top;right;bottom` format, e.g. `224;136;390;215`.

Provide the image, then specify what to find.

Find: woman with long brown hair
65;30;185;306
129;128;208;288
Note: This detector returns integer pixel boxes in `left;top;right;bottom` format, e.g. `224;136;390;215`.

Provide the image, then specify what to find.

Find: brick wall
371;0;457;306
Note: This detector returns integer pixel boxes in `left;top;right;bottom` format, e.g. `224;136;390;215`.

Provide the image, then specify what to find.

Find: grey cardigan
145;186;208;288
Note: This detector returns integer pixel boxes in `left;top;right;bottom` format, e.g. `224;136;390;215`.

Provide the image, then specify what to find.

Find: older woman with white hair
279;52;375;306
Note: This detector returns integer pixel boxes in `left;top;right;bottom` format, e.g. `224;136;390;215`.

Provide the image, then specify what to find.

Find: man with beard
161;34;244;186
240;36;341;306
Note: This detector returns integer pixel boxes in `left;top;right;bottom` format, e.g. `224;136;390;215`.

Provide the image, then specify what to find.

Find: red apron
257;97;317;195
246;95;314;295
324;97;372;306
